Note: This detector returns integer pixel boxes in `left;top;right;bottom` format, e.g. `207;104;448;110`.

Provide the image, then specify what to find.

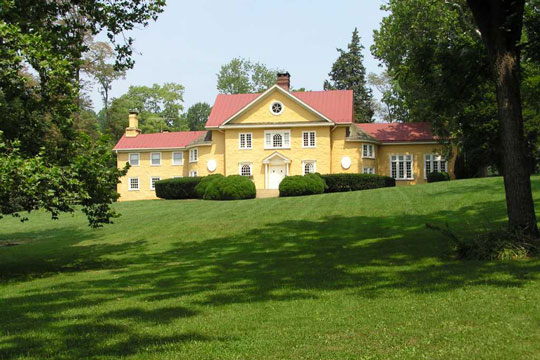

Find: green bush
321;173;395;193
195;174;225;199
155;177;202;199
279;173;327;197
427;171;451;183
203;175;256;200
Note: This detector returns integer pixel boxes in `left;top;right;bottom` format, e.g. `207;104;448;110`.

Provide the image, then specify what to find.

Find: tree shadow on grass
2;196;540;358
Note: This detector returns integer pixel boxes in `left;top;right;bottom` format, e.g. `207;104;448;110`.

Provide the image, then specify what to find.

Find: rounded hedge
279;173;327;197
427;171;450;183
203;175;256;200
155;177;202;199
195;174;225;199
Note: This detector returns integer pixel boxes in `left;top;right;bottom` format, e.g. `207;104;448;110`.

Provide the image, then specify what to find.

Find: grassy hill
1;176;540;359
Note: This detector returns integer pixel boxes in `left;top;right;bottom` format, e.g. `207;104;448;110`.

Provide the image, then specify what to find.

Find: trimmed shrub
321;173;395;193
427;171;451;183
203;175;256;200
279;174;327;197
155;177;202;199
195;174;225;199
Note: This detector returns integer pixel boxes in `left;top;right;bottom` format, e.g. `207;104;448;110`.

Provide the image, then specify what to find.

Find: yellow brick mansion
114;73;455;201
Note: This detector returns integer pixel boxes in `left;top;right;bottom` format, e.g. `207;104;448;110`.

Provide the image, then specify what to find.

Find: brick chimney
276;72;291;91
125;111;141;137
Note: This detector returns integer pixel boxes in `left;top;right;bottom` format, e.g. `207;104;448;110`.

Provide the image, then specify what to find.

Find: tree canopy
185;102;212;131
324;28;374;123
0;0;165;227
217;58;279;94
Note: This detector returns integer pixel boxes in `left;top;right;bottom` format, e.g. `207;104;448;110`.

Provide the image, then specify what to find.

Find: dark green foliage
426;223;540;260
427;171;451;183
217;58;280;94
185;102;212;131
324;28;374;122
321;174;395;193
0;0;165;227
195;174;225;199
155;177;202;200
279;174;327;197
203;175;256;200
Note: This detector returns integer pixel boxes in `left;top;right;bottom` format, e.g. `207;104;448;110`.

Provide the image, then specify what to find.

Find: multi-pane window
391;155;413;180
362;144;375;158
363;167;375;174
302;161;316;175
129;177;139;190
172;152;183;165
150;152;161;166
239;163;253;176
150;176;160;190
264;131;290;149
189;148;198;162
424;154;448;178
302;131;316;148
239;133;252;149
189;171;198;177
129;153;140;166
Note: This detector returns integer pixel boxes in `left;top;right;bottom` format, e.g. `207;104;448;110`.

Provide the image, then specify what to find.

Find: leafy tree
368;71;409;122
217;58;279;94
104;83;187;141
0;0;165;227
324;28;374;123
185;102;212;131
466;0;539;236
82;40;126;123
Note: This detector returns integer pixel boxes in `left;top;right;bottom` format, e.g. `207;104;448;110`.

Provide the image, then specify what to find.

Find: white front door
268;165;286;189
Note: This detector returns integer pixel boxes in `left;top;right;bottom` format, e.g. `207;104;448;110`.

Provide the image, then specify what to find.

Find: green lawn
1;177;540;359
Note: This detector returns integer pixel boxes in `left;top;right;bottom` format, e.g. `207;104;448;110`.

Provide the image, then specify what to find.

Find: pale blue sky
89;0;387;112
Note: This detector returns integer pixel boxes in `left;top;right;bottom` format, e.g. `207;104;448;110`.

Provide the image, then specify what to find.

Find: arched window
273;133;282;148
303;161;315;175
241;164;252;176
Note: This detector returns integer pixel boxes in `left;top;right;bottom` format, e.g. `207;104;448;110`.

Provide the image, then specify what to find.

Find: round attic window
270;101;284;115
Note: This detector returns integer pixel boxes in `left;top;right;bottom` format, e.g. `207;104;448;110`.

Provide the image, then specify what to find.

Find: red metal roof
205;89;353;127
113;131;207;150
356;122;436;142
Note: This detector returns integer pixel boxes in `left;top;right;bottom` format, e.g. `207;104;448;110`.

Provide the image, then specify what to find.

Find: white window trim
302;160;317;175
150;152;162;166
189;170;198;177
128;177;139;191
150;176;161;190
264;130;291;149
128;153;140;166
189;148;198;163
238;162;253;176
424;154;448;179
172;152;184;166
390;154;414;181
269;101;284;116
362;144;375;159
238;133;253;150
302;131;317;148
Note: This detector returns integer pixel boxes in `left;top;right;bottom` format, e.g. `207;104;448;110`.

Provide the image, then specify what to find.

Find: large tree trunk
467;0;539;237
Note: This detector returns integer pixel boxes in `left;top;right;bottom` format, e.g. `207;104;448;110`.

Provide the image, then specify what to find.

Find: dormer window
270;101;284;115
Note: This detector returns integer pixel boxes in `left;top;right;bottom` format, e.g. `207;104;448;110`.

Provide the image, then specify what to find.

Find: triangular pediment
222;85;333;126
262;151;291;164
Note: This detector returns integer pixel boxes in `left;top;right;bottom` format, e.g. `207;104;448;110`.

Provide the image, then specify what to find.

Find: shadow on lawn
1;192;540;358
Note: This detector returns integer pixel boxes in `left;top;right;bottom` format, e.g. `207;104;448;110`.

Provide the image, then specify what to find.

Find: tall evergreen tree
324;28;374;122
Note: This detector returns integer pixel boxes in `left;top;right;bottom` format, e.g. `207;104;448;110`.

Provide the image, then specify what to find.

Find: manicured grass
1;176;540;359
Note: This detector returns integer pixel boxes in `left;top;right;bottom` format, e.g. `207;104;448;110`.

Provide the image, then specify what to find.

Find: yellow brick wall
330;127;378;174
230;91;327;124
186;131;225;177
377;144;457;185
117;150;187;201
224;127;332;189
